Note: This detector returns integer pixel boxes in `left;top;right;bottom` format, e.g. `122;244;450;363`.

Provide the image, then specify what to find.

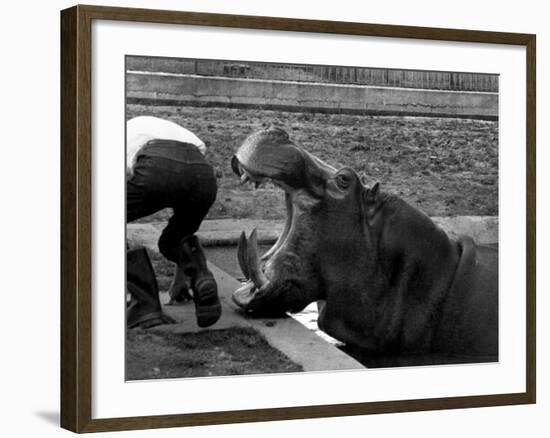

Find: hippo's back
432;237;498;358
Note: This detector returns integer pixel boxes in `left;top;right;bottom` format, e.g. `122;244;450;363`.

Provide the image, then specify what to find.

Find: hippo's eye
336;173;351;189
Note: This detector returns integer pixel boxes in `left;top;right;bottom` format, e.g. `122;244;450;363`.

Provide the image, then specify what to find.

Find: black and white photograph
125;56;499;380
2;0;545;435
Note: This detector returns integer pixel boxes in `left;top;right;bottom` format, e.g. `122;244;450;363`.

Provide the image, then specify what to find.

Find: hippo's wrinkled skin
231;128;498;363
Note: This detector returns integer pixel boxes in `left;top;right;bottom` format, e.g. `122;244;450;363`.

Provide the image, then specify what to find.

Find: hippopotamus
231;127;498;366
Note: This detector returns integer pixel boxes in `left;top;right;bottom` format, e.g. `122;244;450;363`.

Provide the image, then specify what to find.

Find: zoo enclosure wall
126;57;499;119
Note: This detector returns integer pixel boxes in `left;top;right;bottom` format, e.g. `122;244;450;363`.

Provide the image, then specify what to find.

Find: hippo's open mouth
230;128;335;314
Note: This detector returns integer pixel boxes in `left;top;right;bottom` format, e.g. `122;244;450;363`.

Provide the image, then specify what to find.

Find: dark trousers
127;141;217;263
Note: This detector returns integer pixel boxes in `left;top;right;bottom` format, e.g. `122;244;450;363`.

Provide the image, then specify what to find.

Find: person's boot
178;235;221;327
127;247;175;329
166;266;193;305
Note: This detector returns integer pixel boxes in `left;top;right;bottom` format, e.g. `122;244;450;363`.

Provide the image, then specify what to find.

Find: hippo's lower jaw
232;227;279;312
232;228;307;315
232;280;290;316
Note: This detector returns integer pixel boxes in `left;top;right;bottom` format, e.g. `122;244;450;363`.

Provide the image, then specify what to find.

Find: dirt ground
127;104;498;222
128;247;306;378
126;327;302;380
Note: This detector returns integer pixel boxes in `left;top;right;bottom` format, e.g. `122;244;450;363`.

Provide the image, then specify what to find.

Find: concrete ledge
127;72;498;120
432;216;498;245
128;216;498;249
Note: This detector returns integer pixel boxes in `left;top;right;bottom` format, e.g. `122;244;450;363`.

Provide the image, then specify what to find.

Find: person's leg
165;265;192;305
157;160;217;262
158;162;220;327
179;235;221;327
127;157;167;223
158;208;198;307
126;157;171;328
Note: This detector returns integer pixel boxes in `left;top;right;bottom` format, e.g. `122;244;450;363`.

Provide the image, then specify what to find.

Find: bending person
126;115;220;328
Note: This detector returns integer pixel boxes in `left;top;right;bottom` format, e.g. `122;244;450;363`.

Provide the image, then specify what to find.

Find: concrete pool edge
128;216;499;248
153;265;365;372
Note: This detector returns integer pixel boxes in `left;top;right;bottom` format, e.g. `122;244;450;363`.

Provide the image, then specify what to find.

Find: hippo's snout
230;128;338;315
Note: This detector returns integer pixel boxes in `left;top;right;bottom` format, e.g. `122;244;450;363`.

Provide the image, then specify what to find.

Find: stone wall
127;71;498;119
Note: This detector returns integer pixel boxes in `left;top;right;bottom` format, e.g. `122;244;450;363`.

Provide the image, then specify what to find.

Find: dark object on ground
127;247;175;329
126;327;303;380
231;128;498;364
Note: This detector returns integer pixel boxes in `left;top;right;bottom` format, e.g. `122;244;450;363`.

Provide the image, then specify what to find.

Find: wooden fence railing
127;57;498;92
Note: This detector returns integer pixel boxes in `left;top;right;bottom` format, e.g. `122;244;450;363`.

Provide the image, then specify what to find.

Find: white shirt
126;116;206;171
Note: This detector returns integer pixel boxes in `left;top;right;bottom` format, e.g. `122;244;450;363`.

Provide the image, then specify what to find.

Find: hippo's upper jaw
231;127;336;195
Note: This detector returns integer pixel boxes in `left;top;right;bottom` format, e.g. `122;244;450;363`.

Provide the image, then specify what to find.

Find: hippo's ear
365;182;380;204
363;182;381;224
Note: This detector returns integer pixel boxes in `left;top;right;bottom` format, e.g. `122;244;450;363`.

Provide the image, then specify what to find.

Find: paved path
158;265;364;372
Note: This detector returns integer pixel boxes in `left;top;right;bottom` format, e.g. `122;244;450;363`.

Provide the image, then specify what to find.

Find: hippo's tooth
232;281;256;309
240;174;250;184
237;231;250;279
247;229;268;288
